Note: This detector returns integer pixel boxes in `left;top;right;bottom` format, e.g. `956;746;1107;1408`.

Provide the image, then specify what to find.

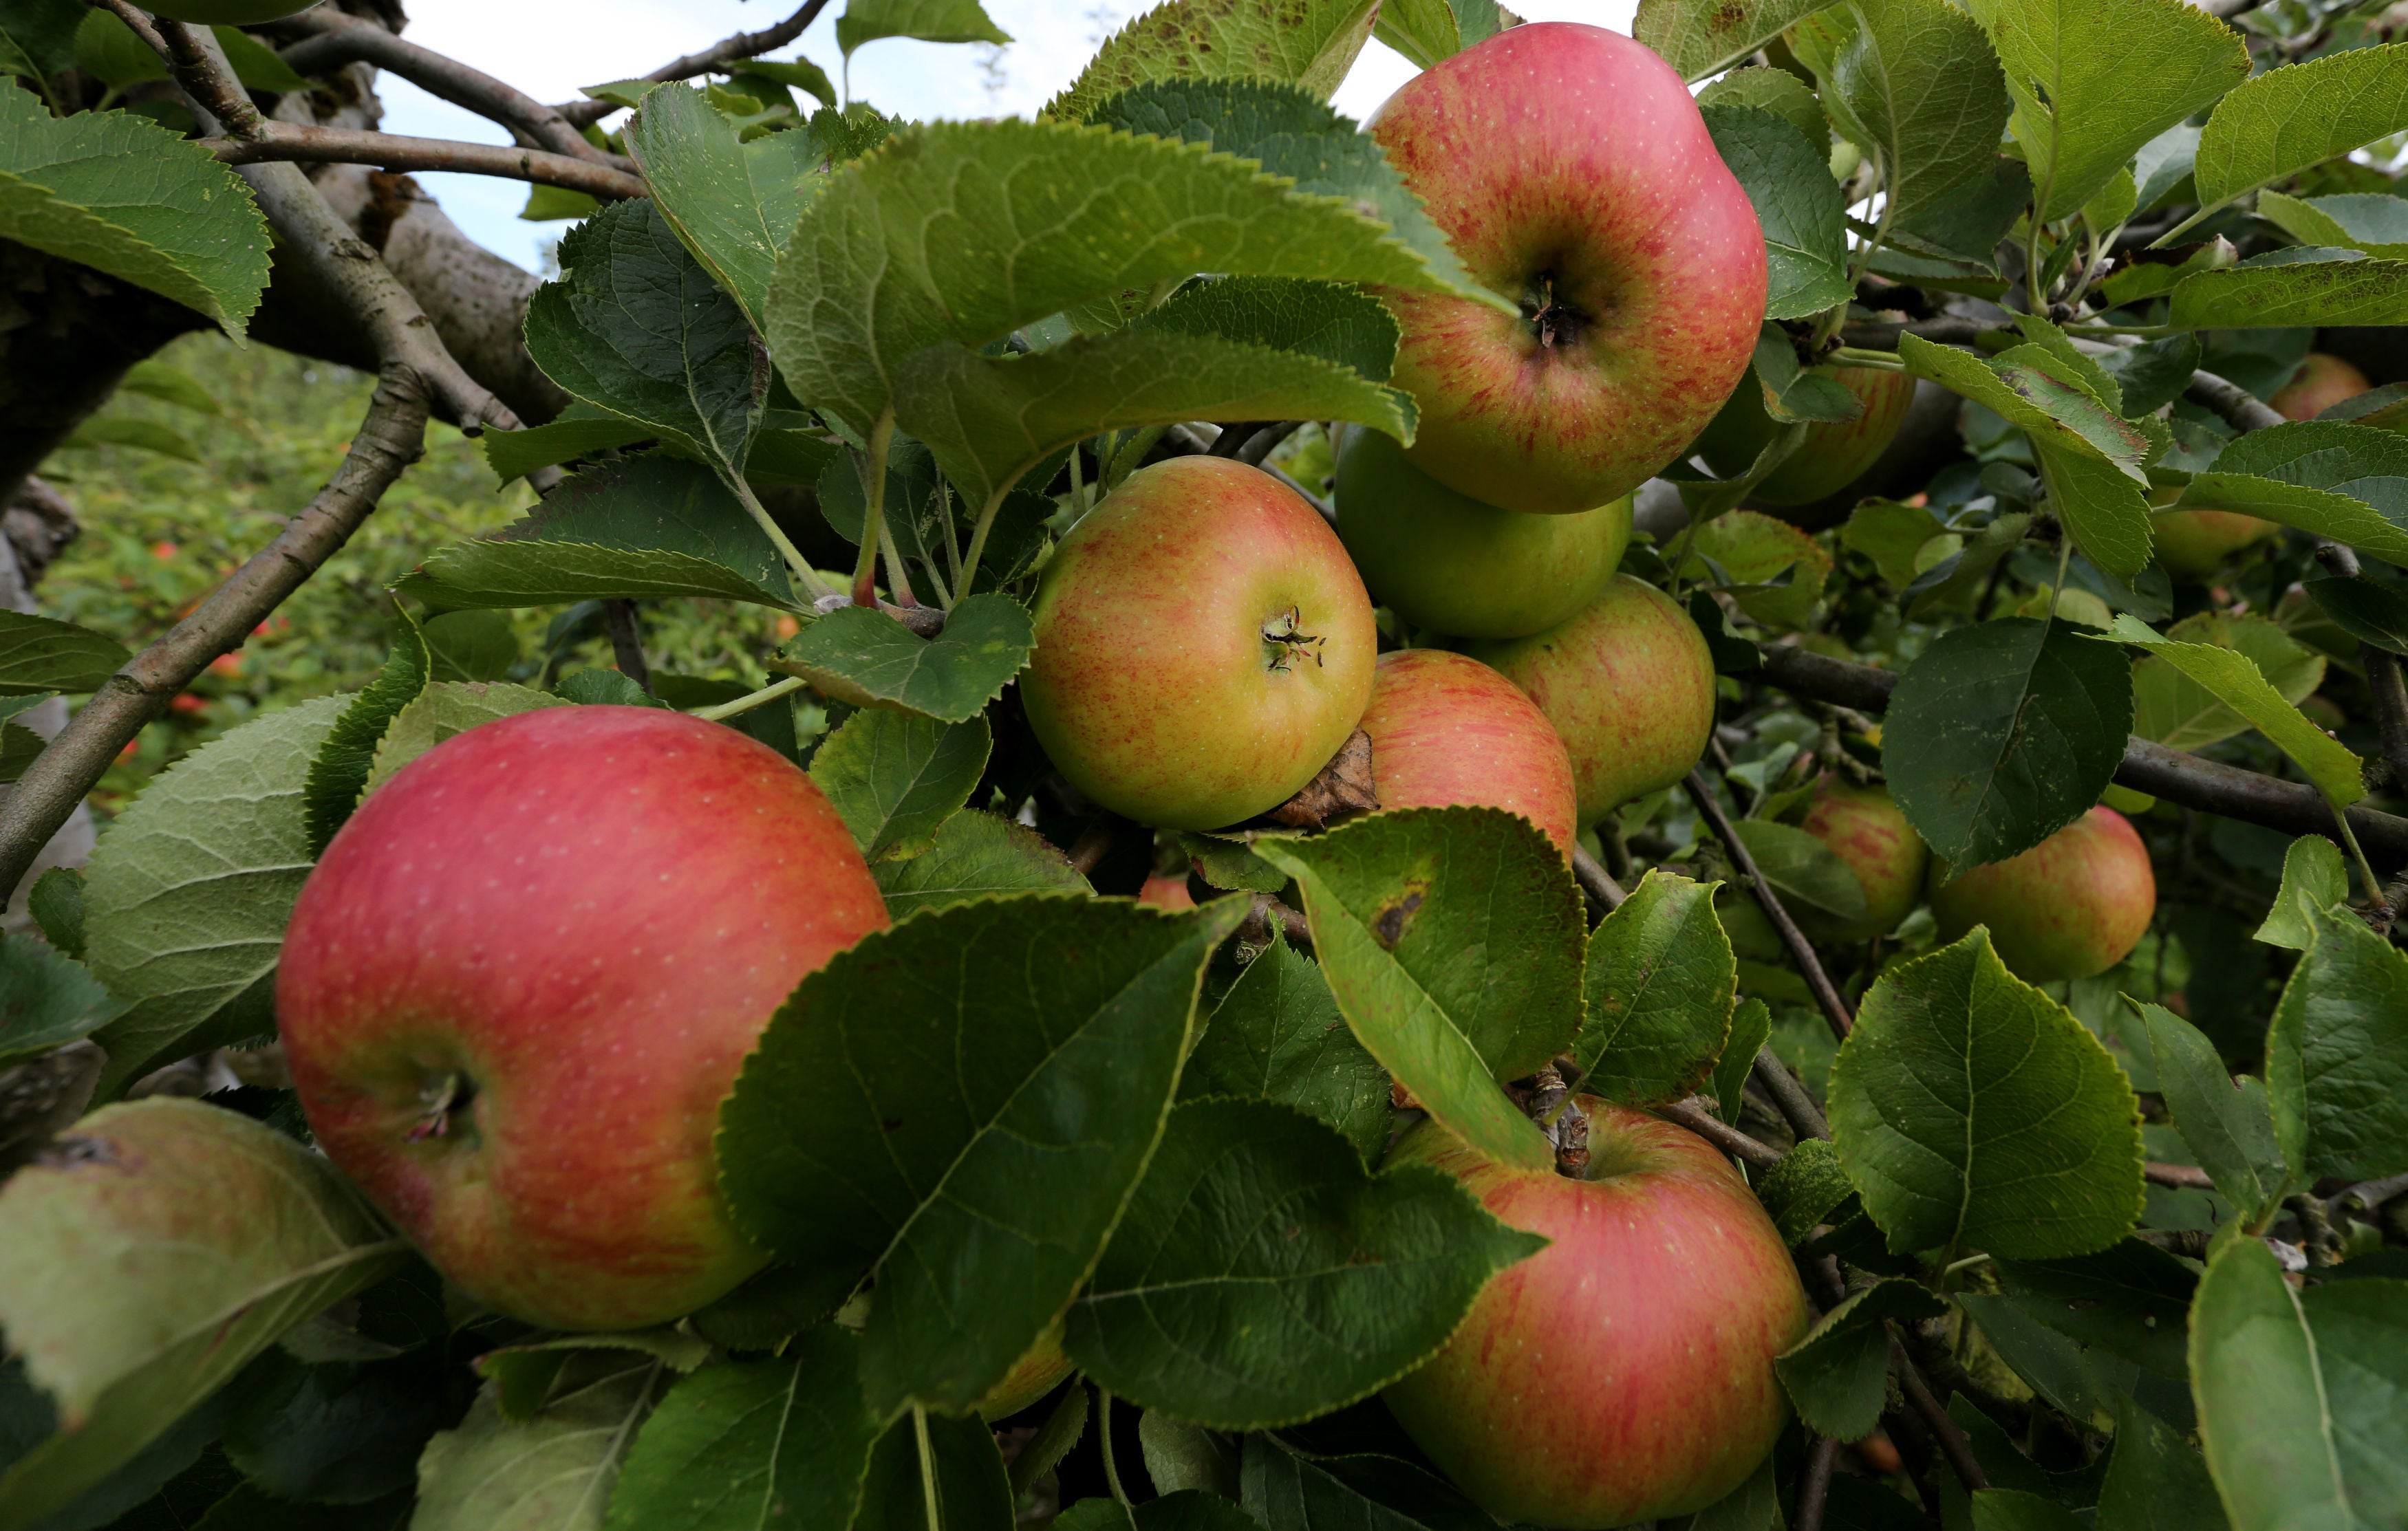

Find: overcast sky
376;0;1632;269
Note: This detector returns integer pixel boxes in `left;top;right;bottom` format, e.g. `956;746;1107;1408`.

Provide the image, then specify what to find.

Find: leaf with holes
768;594;1033;724
1574;870;1736;1107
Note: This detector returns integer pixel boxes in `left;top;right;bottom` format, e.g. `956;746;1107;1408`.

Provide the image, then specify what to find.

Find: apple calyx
1520;272;1589;351
1260;605;1326;673
404;1069;477;1144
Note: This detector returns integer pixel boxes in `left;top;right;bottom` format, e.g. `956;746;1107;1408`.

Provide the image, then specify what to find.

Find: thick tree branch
279;10;619;166
556;0;839;127
2185;369;2286;433
1686;770;1857;1041
201;124;647;201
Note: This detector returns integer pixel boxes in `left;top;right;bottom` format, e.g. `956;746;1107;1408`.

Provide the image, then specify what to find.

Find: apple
1332;424;1631;640
1464;576;1717;826
1357;649;1580;854
1022;456;1377;831
1691;364;1920;508
978;1325;1073;1419
2270;351;2372;421
277;706;890;1332
2153;508;2277;580
1368;23;1767;515
1797;774;1927;942
1382;1098;1807;1528
1927;805;2156;982
149;0;322;20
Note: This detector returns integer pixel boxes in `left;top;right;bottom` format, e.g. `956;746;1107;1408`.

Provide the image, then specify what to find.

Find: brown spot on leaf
1373;889;1423;950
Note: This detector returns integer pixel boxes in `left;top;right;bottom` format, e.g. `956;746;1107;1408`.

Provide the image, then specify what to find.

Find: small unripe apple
147;0;321;21
1465;576;1717;826
1332;425;1630;640
279;707;890;1332
1797;774;1927;942
1022;456;1377;831
2270;351;2371;421
1382;1099;1807;1528
1357;649;1580;853
1692;363;1920;508
1927;806;2156;982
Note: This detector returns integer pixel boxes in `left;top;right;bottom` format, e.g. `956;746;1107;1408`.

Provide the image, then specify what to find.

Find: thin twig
199;125;647;201
557;0;839;126
1890;1334;1988;1492
279;11;619;166
1235;420;1306;467
1207;422;1263;458
1686;770;1856;1041
1657;1097;1785;1168
2329;1171;2408;1221
1570;845;1627;916
1795;1435;1841;1531
1752;1047;1831;1141
2145;1161;2215;1191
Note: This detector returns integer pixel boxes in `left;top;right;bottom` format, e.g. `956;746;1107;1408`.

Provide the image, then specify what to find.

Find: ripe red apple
1927;806;2156;982
1022;456;1377;830
1382;1099;1807;1528
1357;649;1580;853
1464;576;1717;826
1332;424;1631;640
1368;23;1767;514
1797;774;1927;942
278;706;889;1332
1692;364;1919;508
2271;351;2371;421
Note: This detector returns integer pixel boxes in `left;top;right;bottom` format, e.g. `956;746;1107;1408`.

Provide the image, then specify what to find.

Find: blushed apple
1357;649;1580;854
1798;774;1927;942
1692;364;1920;508
1368;23;1767;514
2271;351;2371;421
278;706;890;1332
1928;806;2156;981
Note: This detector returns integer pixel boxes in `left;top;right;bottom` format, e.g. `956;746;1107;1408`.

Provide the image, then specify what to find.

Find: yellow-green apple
1465;576;1717;825
1928;806;2156;981
1797;774;1927;941
1382;1099;1807;1528
2152;485;2275;581
1368;23;1767;514
1333;424;1631;639
1692;364;1919;508
278;706;889;1331
1357;649;1580;854
2271;351;2371;420
1023;456;1377;830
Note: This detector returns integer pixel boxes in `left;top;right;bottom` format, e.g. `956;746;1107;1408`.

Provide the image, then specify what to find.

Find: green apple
1333;424;1631;640
1692;363;1920;508
1928;806;2156;981
1357;648;1580;853
1796;775;1927;942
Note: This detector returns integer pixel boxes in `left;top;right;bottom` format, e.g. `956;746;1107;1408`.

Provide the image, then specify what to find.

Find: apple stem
1096;1387;1131;1506
912;1406;942;1531
851;411;896;608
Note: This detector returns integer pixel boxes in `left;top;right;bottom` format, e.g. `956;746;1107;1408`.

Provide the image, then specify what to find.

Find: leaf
301;620;429;858
63;416;200;461
2191;1237;2408;1531
624;85;822;334
0;80;269;334
1636;0;1840;81
1065;1098;1542;1429
524;197;764;483
1829;928;2146;1258
1806;0;2012;224
1774;1277;1949;1440
2189;45;2408;223
1992;1239;2199;1380
736;58;839;110
1756;1138;1859;1245
1882;617;2133;869
0;932;126;1068
602;1328;883;1531
2136;1000;2290;1219
870;810;1091;918
477;1331;711;1423
2096;1395;2229;1531
2096;334;2204;419
222;1348;449;1506
2180;420;2408;572
1972;1490;2088;1531
718;896;1246;1417
480;409;654;486
768;594;1033;724
2305;574;2408;655
361;682;568;797
413;1355;663;1531
0;609;128;695
2169;258;2408;329
1701;105;1853;321
2255;834;2351;951
2036;442;2158;580
1715;998;1773;1125
1964;0;2248;221
853;1410;1013;1531
1144;274;1400;383
2096;614;2363;809
1698;66;1827;146
808;709;990;863
1240;1434;1499;1531
1732;818;1871;925
1046;0;1380;122
78;697;343;1100
2131;611;2324;753
1572;870;1735;1106
0;1100;403;1527
1255;807;1585;1173
1182;935;1395;1165
2266;904;2408;1182
2257;192;2408;261
837;0;1011;58
1847;499;1948;589
1902;335;2153;479
1685;508;1834;629
0;0;80;80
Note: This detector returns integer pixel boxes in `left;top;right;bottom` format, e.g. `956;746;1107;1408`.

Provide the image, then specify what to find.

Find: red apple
1692;364;1920;508
1357;649;1580;854
1464;576;1718;826
1022;456;1377;830
1382;1099;1807;1527
2270;351;2371;421
1368;23;1767;515
278;706;889;1332
1927;806;2156;981
1797;775;1927;942
1332;424;1631;640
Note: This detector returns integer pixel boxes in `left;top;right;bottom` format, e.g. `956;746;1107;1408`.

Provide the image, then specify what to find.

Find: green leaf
2096;1395;2229;1531
79;697;344;1100
0;1100;403;1528
1992;1239;2199;1380
0;0;80;80
2189;45;2408;223
2131;611;2324;753
1046;0;1379;122
836;0;1011;58
1635;0;1845;82
603;1328;883;1531
624;84;822;334
2191;1237;2408;1531
0;80;269;334
1065;1097;1542;1429
2266;904;2408;1182
1701;105;1853;321
1370;0;1467;69
1182;935;1395;1164
63;416;200;462
1959;1287;2131;1428
854;1411;1013;1531
26;866;82;959
808;708;992;862
1774;1278;1948;1440
0;609;128;695
1901;334;2153;482
1964;0;2248;221
1144;274;1400;382
768;594;1033;724
361;681;569;797
2304;574;2408;655
1803;0;2012;224
1732;818;1871;925
1698;66;1827;147
2169;258;2408;329
870;809;1091;919
1756;1137;1858;1246
1255;807;1585;1173
2257;192;2408;261
474;1332;707;1425
1882;617;2133;869
303;620;429;858
524;197;765;482
736;58;839;109
2180;419;2408;567
1240;1434;1498;1531
413;1355;665;1531
0;931;125;1068
1847;499;1949;589
2096;614;2363;808
719;895;1246;1417
1829;928;2146;1258
2136;1000;2290;1219
480;409;654;486
2255;834;2350;951
2037;442;2158;581
1972;1490;2088;1531
1715;997;1773;1125
2095;333;2204;417
1573;869;1735;1106
409;455;799;611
